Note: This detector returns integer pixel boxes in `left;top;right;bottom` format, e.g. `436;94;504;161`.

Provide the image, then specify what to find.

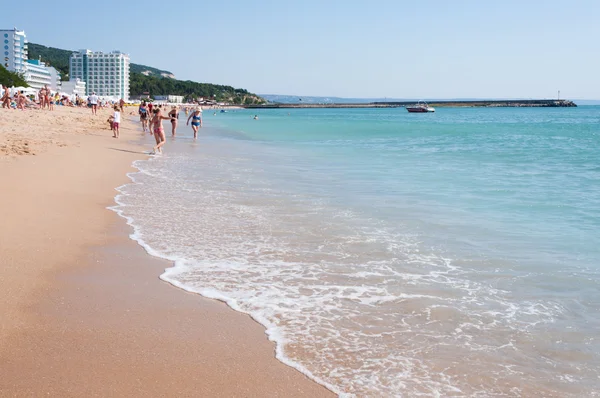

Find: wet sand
0;106;333;397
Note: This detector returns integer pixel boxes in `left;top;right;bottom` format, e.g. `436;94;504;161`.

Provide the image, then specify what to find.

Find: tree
0;65;29;87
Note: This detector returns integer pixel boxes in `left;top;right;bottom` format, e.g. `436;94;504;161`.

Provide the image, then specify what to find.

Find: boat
406;101;435;113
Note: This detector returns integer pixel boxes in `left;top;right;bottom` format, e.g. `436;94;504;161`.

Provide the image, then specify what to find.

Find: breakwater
243;99;577;109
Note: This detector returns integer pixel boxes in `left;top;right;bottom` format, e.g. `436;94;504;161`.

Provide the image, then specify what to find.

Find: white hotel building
61;79;86;96
69;49;130;100
24;59;61;91
2;28;61;92
1;28;27;74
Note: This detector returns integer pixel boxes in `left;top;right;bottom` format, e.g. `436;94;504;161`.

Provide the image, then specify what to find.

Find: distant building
47;66;61;92
1;28;28;74
61;79;86;96
69;49;130;100
24;59;52;90
168;95;184;103
154;94;184;103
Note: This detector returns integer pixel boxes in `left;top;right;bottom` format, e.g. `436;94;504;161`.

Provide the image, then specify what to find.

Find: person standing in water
139;101;149;133
168;106;179;136
150;107;174;154
186;107;203;139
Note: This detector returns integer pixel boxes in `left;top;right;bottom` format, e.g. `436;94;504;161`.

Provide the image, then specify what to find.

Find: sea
112;106;600;397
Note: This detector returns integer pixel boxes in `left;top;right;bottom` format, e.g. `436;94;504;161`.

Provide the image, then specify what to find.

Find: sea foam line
108;158;346;397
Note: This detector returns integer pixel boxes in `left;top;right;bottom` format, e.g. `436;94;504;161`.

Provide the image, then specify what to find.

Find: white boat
406;101;435;113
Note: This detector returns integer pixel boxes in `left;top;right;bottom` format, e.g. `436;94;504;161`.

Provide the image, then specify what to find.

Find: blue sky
2;0;599;99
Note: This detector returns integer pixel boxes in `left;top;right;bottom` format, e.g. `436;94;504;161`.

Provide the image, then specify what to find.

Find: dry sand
0;106;334;397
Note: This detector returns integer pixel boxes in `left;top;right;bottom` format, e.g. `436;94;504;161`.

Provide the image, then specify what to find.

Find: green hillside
28;43;265;104
130;63;173;77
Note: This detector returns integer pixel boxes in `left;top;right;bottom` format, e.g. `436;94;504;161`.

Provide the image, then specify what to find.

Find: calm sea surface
113;106;600;397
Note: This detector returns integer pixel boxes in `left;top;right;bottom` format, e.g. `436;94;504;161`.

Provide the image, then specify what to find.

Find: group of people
137;102;203;155
0;84;113;111
1;83;207;157
0;84;67;110
1;86;29;109
87;92;125;116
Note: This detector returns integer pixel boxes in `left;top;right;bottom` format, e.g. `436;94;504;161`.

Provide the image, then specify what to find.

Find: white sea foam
109;134;600;397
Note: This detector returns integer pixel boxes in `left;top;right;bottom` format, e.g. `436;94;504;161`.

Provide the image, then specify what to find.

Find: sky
2;0;599;99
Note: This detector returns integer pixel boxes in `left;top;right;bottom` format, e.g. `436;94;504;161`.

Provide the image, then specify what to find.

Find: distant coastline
244;99;577;109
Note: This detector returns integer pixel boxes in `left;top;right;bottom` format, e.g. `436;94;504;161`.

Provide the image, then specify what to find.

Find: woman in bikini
150;108;174;154
43;85;51;110
168;106;179;137
38;87;46;109
186;107;203;139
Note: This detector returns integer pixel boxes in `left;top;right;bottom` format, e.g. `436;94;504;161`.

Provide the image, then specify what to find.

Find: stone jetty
244;99;577;109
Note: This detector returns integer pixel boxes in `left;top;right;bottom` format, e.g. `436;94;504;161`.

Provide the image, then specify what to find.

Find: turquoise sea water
114;106;600;397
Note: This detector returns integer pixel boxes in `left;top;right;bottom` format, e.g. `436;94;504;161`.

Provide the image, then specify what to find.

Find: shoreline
0;107;334;396
112;157;342;396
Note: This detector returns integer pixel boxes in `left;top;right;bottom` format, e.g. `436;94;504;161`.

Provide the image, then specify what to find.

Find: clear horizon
2;0;599;99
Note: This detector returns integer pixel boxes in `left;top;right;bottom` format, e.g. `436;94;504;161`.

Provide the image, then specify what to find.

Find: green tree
0;65;28;87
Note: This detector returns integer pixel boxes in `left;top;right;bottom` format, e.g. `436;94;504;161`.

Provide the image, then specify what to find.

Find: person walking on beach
112;105;121;138
1;86;10;109
89;92;99;115
139;102;150;133
186;107;203;139
119;98;125;112
168;106;179;136
150;107;174;154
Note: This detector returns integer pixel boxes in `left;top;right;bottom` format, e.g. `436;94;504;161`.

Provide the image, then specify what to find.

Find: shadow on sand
108;147;149;155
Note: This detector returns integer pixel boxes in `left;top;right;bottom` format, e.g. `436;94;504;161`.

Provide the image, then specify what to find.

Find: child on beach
150;108;174;154
112;106;121;138
107;115;115;131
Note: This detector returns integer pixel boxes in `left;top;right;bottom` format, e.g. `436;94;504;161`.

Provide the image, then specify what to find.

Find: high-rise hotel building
1;28;28;74
69;49;130;100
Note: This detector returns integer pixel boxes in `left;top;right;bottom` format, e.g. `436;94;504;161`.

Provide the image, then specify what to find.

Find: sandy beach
0;106;333;397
